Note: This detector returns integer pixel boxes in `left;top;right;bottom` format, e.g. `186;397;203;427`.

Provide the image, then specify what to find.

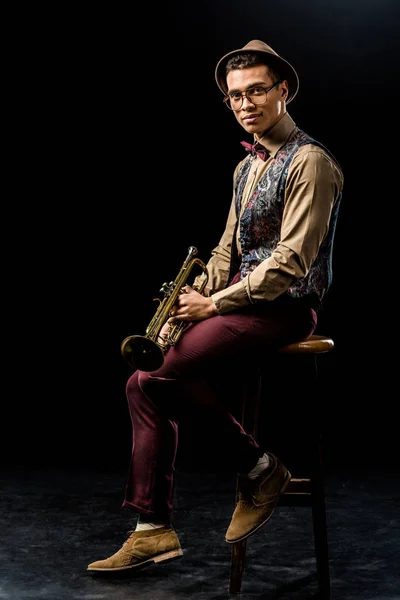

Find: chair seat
279;334;334;354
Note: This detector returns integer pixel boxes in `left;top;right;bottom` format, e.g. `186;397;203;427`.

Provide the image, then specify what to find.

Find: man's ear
280;80;289;101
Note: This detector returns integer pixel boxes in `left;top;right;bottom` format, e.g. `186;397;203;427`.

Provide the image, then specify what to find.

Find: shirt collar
254;113;297;159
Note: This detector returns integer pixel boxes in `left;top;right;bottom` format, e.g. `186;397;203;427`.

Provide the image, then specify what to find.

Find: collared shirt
197;113;344;315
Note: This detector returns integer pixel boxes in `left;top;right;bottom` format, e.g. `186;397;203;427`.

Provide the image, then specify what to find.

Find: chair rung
285;478;312;494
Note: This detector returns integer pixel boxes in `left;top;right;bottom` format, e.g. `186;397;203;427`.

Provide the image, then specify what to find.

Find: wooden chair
229;334;334;599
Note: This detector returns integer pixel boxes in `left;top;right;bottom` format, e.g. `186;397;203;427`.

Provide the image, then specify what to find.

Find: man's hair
225;52;282;84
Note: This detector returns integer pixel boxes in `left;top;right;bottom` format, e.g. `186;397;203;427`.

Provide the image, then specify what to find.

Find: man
87;39;343;573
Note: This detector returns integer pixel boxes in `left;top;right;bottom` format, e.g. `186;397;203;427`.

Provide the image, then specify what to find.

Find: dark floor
1;465;399;600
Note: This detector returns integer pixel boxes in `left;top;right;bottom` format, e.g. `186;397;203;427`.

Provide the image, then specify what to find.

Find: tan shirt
196;113;344;315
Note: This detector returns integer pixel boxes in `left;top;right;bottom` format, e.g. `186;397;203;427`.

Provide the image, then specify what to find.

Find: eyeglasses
223;81;282;111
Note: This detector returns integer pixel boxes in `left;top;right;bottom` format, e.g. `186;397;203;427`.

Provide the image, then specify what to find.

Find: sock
135;515;168;531
247;453;270;479
135;522;166;531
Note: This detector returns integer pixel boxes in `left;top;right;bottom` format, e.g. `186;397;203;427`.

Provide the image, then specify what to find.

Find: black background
7;0;399;472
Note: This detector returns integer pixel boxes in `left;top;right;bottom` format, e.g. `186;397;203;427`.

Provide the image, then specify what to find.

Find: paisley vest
232;129;341;298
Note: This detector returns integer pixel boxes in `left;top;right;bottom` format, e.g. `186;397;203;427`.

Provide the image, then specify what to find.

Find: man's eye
230;92;242;100
248;87;264;96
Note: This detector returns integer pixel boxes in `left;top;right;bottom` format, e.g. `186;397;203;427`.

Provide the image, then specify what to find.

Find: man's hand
157;321;171;348
168;285;218;323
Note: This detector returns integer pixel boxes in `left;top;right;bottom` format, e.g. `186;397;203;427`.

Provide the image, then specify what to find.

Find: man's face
226;65;288;137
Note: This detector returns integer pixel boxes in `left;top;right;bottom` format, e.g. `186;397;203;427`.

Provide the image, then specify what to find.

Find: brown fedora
215;39;299;103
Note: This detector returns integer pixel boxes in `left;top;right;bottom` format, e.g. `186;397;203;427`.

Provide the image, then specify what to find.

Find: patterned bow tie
240;140;269;161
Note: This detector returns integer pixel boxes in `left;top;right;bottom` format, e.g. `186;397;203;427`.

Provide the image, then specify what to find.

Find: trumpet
121;246;209;371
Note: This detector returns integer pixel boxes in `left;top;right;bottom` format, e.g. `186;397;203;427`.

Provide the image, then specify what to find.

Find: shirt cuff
211;280;250;314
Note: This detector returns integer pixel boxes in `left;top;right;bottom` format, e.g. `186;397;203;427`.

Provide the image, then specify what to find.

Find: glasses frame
223;81;282;111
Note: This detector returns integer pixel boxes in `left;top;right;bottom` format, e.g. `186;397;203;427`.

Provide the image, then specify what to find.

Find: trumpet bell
120;335;164;372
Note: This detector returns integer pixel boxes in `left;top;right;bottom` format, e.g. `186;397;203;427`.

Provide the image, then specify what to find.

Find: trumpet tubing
121;246;209;371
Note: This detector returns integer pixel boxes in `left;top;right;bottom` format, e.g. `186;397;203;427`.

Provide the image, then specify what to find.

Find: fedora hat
215;39;299;103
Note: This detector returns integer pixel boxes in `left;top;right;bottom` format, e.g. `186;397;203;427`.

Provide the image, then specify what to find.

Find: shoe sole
87;548;183;573
225;470;292;544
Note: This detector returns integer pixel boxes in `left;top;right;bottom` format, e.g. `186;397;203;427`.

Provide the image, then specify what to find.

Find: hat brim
215;47;299;104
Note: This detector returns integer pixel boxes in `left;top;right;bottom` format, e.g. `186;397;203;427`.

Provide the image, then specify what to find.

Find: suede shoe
87;527;183;573
226;454;291;543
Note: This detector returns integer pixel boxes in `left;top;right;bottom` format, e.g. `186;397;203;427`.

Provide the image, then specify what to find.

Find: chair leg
229;539;247;594
311;436;331;600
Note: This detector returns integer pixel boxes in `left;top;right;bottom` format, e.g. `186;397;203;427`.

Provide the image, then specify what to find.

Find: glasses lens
247;89;268;105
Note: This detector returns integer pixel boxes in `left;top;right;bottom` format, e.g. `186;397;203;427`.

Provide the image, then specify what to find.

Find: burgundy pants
122;300;317;523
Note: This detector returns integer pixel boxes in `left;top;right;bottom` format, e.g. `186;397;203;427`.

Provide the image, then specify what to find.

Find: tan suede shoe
226;454;291;543
87;527;183;573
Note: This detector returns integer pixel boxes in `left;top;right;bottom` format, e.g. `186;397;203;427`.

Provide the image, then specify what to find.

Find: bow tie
240;140;269;161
